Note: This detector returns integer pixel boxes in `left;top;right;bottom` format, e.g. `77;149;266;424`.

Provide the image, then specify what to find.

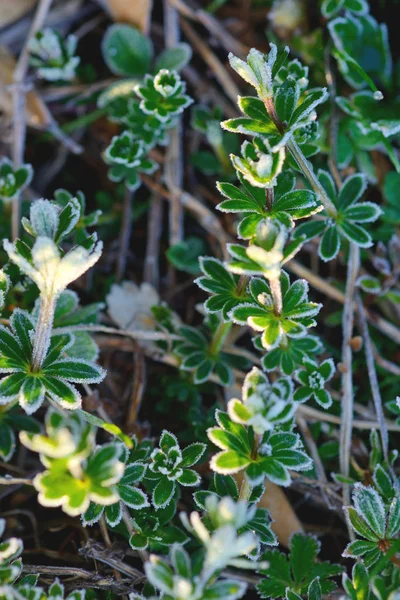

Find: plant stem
0;477;33;485
340;242;360;519
356;293;399;492
236;274;249;296
209;320;232;356
31;294;56;372
287;139;337;217
266;187;274;212
262;97;338;218
11;0;54;240
239;476;252;502
116;188;134;282
269;276;283;315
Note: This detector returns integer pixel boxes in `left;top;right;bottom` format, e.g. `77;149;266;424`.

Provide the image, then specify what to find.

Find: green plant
257;533;342;598
0;159;32;204
29;28;80;81
2;1;400;598
0;517;86;598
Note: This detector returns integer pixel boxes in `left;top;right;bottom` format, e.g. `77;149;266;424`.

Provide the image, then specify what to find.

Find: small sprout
230;272;321;351
147;431;206;509
228;47;277;100
195;257;251;322
143;543;249;600
228;367;296;434
343;483;400;566
29;28;80;81
227;220;304;283
135;69;193;122
4;224;102;305
293;357;335;408
295;171;381;261
181;496;266;581
175;320;246;386
104;131;157;190
259;334;323;376
0;310;104;414
0;518;23;585
208;409;312;487
230;139;285;188
0;158;32;203
217;171;319;239
83;439;149;527
20;409;125;516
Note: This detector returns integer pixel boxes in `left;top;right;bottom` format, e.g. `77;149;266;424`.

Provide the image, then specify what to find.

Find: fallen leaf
0;45;51;128
103;0;153;34
0;0;37;28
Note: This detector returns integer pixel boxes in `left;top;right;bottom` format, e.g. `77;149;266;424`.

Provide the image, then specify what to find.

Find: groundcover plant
0;0;399;598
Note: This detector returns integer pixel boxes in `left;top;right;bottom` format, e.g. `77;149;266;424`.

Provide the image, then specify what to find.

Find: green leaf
294;220;326;242
338;173;367;209
204;580;247;599
213;473;239;499
82;502;104;526
344;202;381;223
77;409;133;447
0;421;15;461
319;226;340;262
222;117;276;136
181;443;206;468
129;532;148;549
0;326;26;367
386;497;400;538
0;373;26;403
275;79;300;123
102;24;153;76
357;275;381;294
159;430;179;452
343;540;376;557
154;43;192;72
194;359;214;384
54;198;81;243
273;190;317;214
257;550;291;598
322;0;345;18
308;577;322;600
177;469;201;486
10;310;34;361
118;485;148;509
372;464;393;499
19;376;45;415
152;478;175;509
339;220;372;247
167;237;206;275
42;377;81;409
261;458;290;486
43;359;105;383
290;534;320;586
345;506;378;541
289;89;328;126
211;450;250;474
